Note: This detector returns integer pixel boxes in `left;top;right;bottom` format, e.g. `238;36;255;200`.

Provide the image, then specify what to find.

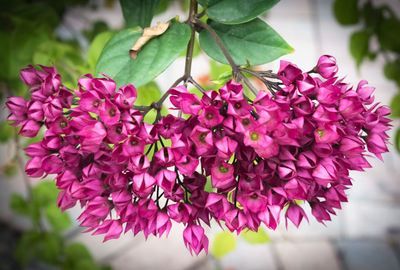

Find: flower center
241;118;250;126
250;193;258;199
250;132;259;141
205;111;214;120
316;129;323;137
116;126;122;134
234;102;242;110
130;138;139;146
218;164;229;173
164;124;170;130
212;100;219;106
199;132;207;143
109;108;117;117
92;100;100;108
59;120;67;128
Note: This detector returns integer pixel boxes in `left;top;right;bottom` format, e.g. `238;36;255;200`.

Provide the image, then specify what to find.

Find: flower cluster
6;55;391;255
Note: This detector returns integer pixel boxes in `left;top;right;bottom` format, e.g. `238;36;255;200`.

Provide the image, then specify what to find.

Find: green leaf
197;0;221;7
39;232;63;264
390;93;400;118
45;204;72;232
378;17;400;53
96;23;191;88
120;0;161;28
349;30;370;67
204;177;214;192
0;122;13;142
14;230;41;265
10;194;30;216
66;243;93;261
384;60;400;84
199;18;293;66
241;228;270;244
211;231;236;258
87;31;114;70
136;81;162;106
395;128;400;153
206;0;279;24
32;181;59;207
333;0;359;25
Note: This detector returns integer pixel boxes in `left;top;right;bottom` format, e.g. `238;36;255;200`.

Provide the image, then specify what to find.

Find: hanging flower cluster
6;55;391;255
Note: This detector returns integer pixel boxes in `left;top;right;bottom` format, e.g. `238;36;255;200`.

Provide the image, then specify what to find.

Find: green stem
194;18;259;96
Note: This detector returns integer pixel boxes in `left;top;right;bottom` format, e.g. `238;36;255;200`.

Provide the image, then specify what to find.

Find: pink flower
237;191;268;213
199;107;223;127
211;160;235;190
114;84;137;109
132;173;156;197
316;55;338;79
19;120;41;137
190;126;213;155
183;225;209;255
99;99;120;125
285;203;309;227
277;60;302;85
93;219;123;242
215;136;238;160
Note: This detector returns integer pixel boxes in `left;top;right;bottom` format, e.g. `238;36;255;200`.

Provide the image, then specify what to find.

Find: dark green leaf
65;243;94;263
384;60;400;83
120;0;161;28
199;18;293;65
241;228;270;244
136;81;162;106
197;0;221;7
87;31;114;69
10;194;30;216
378;17;400;53
32;181;59;207
390;93;400;117
350;30;370;67
206;0;279;24
333;0;359;25
14;230;41;265
0;122;13;142
211;231;236;258
156;0;174;14
96;23;191;88
395;128;400;153
45;204;72;232
39;232;63;264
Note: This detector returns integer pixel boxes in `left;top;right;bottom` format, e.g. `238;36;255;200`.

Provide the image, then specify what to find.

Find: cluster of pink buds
6;55;391;255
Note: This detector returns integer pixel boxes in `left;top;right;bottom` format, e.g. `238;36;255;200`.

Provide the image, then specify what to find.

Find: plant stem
194;18;259;96
184;0;198;79
187;76;205;93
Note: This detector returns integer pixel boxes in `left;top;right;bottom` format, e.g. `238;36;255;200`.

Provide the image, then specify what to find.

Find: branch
194;18;260;96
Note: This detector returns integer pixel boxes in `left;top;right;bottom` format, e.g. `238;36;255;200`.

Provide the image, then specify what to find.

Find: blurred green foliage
11;181;111;270
333;0;400;152
1;0;113;269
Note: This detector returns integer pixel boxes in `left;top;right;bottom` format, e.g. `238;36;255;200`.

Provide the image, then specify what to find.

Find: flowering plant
6;0;391;256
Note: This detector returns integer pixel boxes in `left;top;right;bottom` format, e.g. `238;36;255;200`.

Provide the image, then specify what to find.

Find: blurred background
1;0;400;269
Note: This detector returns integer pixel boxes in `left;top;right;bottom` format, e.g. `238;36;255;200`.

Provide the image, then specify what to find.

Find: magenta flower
9;59;392;255
183;225;208;255
316;55;338;79
93;220;123;242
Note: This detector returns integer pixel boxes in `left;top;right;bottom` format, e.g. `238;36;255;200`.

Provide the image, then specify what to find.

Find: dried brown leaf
130;22;170;59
